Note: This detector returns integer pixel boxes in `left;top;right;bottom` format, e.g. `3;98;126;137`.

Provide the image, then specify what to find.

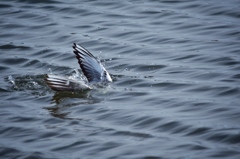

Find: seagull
45;43;112;91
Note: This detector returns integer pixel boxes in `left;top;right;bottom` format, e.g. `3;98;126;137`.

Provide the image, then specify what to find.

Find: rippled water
1;0;240;158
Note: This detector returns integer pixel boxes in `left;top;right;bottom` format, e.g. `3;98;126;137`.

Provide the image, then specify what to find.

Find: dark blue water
1;0;240;158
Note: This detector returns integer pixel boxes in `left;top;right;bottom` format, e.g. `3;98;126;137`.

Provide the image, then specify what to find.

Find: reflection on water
51;91;90;104
45;91;91;119
0;0;240;158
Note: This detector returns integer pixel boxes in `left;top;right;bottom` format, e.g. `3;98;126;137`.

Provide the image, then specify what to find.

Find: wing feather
73;43;108;83
45;74;91;91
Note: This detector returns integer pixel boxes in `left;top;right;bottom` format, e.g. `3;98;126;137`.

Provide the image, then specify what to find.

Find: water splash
48;68;53;74
68;69;88;84
7;75;19;90
8;75;16;86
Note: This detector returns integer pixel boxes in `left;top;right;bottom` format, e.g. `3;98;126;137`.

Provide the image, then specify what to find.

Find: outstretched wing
45;74;91;91
73;43;112;83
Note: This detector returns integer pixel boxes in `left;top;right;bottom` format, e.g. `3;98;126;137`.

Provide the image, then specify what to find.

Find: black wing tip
73;50;79;56
72;43;77;50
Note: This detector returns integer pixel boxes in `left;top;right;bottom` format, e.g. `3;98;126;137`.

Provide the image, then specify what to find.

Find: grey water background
0;0;240;158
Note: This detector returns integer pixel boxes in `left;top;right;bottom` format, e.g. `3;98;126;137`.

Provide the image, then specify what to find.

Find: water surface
0;0;240;158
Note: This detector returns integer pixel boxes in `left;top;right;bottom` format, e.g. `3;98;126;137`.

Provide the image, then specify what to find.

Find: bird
45;43;112;91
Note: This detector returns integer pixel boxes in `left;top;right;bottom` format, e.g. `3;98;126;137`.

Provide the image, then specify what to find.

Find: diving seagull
45;43;112;91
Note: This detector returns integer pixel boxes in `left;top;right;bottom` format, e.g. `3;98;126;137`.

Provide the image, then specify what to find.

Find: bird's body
45;43;112;91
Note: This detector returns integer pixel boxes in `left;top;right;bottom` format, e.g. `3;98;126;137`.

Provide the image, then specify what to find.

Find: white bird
45;43;112;91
